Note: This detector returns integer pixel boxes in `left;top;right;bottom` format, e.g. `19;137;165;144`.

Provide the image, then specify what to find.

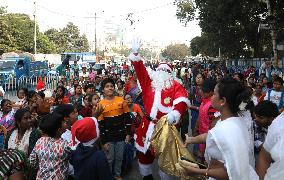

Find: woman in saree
181;78;258;180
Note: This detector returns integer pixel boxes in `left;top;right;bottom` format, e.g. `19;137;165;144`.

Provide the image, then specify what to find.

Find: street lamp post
94;12;97;55
266;0;279;67
34;0;37;54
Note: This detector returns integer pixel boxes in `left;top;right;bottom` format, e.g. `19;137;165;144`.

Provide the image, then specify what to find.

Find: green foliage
111;47;131;57
140;48;156;60
175;0;195;26
45;22;90;53
0;7;56;54
176;0;284;58
0;6;90;55
162;43;190;60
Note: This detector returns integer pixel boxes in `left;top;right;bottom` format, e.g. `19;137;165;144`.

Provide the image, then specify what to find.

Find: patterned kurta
29;137;71;180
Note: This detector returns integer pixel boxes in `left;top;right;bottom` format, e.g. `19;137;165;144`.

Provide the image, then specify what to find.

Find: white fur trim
138;162;153;176
144;122;155;153
150;91;159;119
134;121;154;154
158;104;173;114
167;112;175;124
150;91;173;119
156;64;172;72
82;138;97;147
173;97;191;107
129;53;142;62
171;110;181;124
167;110;181;125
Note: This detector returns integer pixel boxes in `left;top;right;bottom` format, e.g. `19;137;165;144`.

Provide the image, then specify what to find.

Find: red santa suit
129;53;190;178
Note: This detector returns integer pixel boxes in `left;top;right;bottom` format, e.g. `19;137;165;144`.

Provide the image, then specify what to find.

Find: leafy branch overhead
175;0;195;26
176;0;284;58
0;6;89;54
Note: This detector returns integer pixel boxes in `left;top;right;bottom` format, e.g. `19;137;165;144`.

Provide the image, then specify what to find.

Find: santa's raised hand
129;38;142;61
131;38;142;53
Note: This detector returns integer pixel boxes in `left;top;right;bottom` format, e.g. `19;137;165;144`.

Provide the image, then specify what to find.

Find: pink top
198;97;216;153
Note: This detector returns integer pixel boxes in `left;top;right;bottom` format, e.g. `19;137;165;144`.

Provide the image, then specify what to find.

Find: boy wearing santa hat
71;117;113;180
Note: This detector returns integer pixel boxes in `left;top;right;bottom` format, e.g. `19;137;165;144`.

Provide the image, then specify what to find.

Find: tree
45;22;90;53
176;0;284;58
162;44;190;60
111;47;131;57
0;7;56;54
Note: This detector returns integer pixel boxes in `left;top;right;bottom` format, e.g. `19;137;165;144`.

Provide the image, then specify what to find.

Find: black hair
202;78;216;93
53;104;75;118
217;77;252;115
196;72;205;79
88;93;100;103
38;91;45;99
100;78;115;90
124;93;132;99
56;85;66;94
83;94;89;103
84;84;95;92
74;84;81;90
17;88;28;97
39;113;64;138
273;76;283;85
27;90;37;102
116;80;125;86
234;72;245;82
254;100;279;118
0;99;11;108
14;108;30;128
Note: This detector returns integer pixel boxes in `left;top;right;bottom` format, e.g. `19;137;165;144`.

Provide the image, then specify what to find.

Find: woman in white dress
256;112;284;180
181;77;258;180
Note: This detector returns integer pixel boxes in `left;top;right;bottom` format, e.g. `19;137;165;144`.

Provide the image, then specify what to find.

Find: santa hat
71;117;100;146
36;78;45;92
156;62;173;73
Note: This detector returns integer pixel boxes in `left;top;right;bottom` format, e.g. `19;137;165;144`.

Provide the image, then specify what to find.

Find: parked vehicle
0;53;48;85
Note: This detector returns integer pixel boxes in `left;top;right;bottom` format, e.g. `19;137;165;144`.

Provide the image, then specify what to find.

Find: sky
1;0;201;48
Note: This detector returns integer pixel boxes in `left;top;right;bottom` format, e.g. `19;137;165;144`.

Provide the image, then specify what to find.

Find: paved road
123;159;160;180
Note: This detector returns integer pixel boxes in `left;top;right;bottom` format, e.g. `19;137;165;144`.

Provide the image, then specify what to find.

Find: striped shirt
0;149;27;179
98;96;132;143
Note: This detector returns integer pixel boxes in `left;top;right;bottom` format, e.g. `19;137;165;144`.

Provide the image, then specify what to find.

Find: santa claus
129;39;190;180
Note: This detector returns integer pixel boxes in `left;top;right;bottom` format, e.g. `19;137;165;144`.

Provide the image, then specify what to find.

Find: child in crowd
89;93;100;117
70;117;113;180
253;100;279;153
29;113;71;180
52;104;78;144
264;76;284;111
15;88;28;108
93;78;132;180
53;104;79;178
196;78;217;162
79;95;92;117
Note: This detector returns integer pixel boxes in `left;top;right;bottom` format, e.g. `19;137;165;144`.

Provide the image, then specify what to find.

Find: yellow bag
151;116;205;180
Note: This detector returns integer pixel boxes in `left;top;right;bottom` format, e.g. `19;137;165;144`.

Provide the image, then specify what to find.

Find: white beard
150;70;174;91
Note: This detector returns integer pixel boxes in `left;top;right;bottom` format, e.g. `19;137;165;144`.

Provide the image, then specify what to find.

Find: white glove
167;110;181;125
131;38;142;53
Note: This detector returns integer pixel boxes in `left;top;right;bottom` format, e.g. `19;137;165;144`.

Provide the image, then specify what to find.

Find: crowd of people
0;45;284;180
